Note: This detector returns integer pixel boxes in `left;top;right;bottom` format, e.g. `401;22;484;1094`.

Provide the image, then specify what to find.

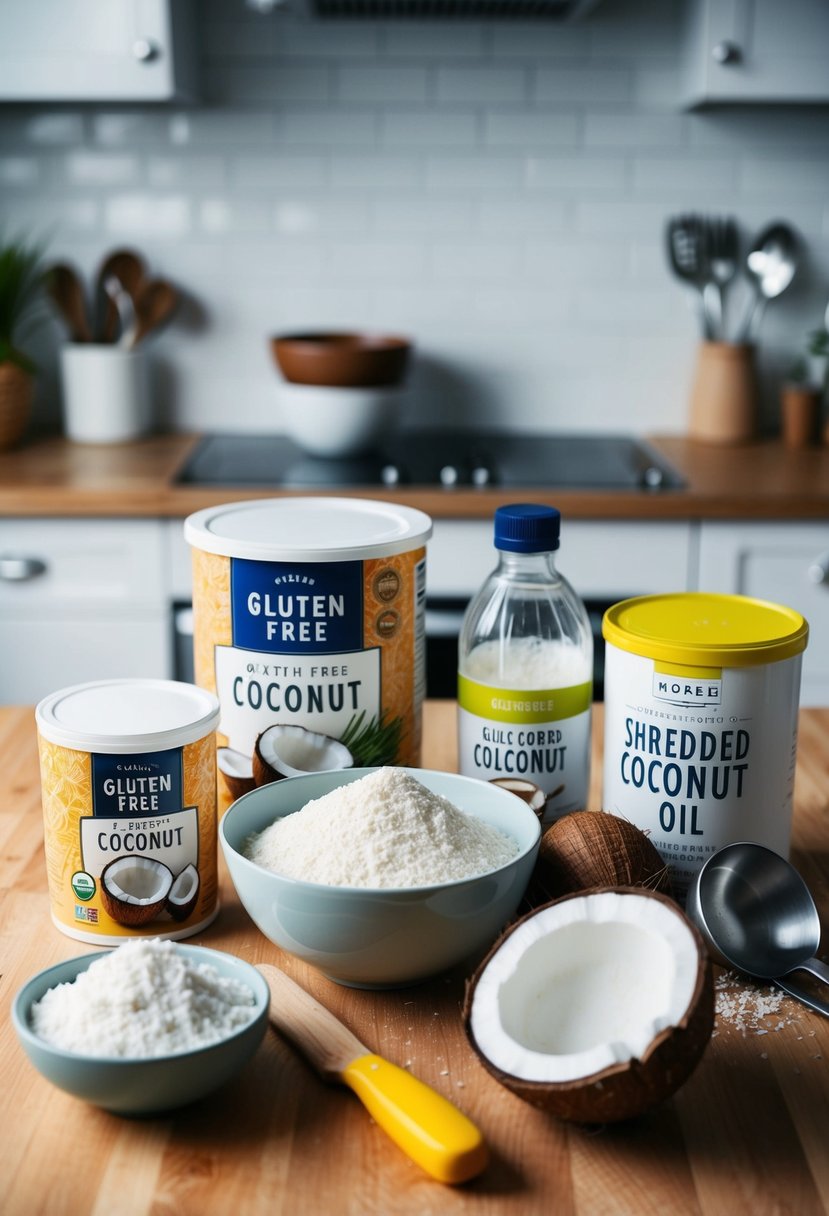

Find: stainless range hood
280;0;601;18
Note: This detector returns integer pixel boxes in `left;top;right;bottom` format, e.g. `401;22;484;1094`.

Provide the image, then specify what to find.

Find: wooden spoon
128;277;178;348
95;248;147;342
257;963;488;1185
47;263;92;343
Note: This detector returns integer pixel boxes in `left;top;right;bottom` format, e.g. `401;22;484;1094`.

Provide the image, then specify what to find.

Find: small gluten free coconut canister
602;593;809;901
36;679;221;944
184;497;432;810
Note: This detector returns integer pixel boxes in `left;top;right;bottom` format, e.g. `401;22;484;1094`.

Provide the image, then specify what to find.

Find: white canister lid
184;497;432;562
35;679;221;754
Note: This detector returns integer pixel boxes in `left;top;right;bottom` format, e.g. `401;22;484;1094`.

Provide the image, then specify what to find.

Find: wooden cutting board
1;703;828;1216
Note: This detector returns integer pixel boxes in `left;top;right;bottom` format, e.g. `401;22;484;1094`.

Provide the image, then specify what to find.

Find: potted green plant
0;235;47;450
780;327;828;447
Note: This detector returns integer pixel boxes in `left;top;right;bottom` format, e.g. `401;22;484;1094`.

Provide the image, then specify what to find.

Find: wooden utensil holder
688;342;757;444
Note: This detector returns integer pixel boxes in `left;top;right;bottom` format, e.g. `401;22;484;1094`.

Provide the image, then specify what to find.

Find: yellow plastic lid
602;593;808;668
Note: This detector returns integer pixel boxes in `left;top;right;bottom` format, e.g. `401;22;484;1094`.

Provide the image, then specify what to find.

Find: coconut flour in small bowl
246;766;519;888
31;939;257;1058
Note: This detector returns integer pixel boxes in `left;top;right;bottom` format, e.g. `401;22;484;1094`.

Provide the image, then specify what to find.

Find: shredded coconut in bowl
31;939;257;1058
246;767;519;888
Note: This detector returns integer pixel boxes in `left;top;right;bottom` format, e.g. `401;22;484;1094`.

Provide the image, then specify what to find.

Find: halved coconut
218;746;256;800
253;724;353;786
100;856;173;927
166;863;200;922
463;887;713;1124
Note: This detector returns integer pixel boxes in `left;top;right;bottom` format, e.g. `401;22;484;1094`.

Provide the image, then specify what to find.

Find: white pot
60;344;151;444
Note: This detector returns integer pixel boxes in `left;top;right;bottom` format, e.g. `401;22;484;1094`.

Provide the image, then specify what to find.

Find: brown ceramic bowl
271;332;411;388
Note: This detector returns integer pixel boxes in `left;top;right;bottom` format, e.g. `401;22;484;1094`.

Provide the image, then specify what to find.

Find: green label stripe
457;675;592;723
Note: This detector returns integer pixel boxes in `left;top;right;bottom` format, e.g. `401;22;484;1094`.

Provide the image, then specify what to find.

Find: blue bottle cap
494;503;561;553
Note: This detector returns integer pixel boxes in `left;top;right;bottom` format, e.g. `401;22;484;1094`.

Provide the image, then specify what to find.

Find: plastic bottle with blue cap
457;504;593;826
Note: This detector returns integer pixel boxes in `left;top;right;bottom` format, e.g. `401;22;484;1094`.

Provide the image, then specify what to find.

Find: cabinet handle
808;551;829;586
132;38;161;63
0;556;48;582
711;40;742;65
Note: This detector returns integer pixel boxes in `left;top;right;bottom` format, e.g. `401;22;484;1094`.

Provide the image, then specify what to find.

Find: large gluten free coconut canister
184;497;432;810
36;679;221;944
602;593;808;901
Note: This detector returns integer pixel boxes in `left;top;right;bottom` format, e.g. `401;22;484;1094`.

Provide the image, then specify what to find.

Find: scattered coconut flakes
714;970;798;1037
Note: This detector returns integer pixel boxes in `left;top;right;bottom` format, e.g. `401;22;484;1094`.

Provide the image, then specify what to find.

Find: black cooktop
175;431;684;491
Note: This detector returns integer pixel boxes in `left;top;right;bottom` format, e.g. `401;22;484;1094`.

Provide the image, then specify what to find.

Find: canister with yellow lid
601;592;808;900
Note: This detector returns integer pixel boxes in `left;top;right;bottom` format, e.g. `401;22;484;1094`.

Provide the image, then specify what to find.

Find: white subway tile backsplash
526;155;626;191
373;197;475;234
435;66;527;105
274;198;370;235
535;66;632;104
330;153;420;190
338;66;429;104
280;109;377;146
585;113;685;148
1;0;826;440
383;24;485;57
25;114;84;146
483;111;579;148
148;156;226;190
231;154;328;191
0;158;38;186
381;111;478;148
425;154;524;190
64;153;139;187
104;194;192;237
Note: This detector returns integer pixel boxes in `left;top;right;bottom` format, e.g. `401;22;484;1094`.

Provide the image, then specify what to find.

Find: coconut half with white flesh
463;887;713;1124
218;746;256;800
100;856;173;927
253;724;353;786
166;863;200;922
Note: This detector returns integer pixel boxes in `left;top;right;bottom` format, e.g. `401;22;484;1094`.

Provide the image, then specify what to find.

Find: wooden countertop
0;432;828;519
3;702;829;1216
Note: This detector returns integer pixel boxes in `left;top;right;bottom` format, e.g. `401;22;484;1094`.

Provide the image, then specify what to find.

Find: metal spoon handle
775;976;829;1020
792;957;829;987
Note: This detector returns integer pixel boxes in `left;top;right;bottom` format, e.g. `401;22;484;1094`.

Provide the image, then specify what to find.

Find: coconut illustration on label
602;593;809;901
185;498;432;810
36;679;221;945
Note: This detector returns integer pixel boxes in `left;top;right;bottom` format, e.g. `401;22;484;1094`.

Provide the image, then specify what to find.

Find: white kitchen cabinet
0;0;196;103
426;520;696;600
697;521;829;706
0;519;171;705
680;0;829;107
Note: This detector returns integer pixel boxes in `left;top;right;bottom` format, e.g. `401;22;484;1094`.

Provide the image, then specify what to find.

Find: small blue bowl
12;945;270;1115
220;767;541;989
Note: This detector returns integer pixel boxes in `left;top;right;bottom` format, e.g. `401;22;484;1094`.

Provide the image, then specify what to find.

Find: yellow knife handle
340;1053;488;1185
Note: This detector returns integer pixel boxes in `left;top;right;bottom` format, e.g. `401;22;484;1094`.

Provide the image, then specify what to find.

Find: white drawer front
428;520;695;599
698;522;829;707
0;520;165;615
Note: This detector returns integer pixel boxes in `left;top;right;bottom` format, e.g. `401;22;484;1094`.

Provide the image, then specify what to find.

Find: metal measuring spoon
736;222;799;343
686;840;829;1019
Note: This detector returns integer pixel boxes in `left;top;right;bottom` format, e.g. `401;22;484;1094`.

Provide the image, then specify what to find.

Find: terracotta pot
0;361;33;451
780;384;822;448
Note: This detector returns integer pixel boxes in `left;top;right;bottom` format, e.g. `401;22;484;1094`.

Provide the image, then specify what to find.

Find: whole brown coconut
524;809;672;907
463;887;714;1124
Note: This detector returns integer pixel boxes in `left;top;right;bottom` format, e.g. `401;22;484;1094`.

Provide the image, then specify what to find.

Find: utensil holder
780;385;822;448
688;342;757;445
60;344;151;444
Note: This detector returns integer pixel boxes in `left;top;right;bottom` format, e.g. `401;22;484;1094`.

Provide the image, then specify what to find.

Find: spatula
257;963;488;1185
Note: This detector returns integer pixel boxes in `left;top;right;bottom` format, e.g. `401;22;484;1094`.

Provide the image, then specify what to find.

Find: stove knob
381;464;401;486
641;465;665;489
440;464;460;487
471;463;493;487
